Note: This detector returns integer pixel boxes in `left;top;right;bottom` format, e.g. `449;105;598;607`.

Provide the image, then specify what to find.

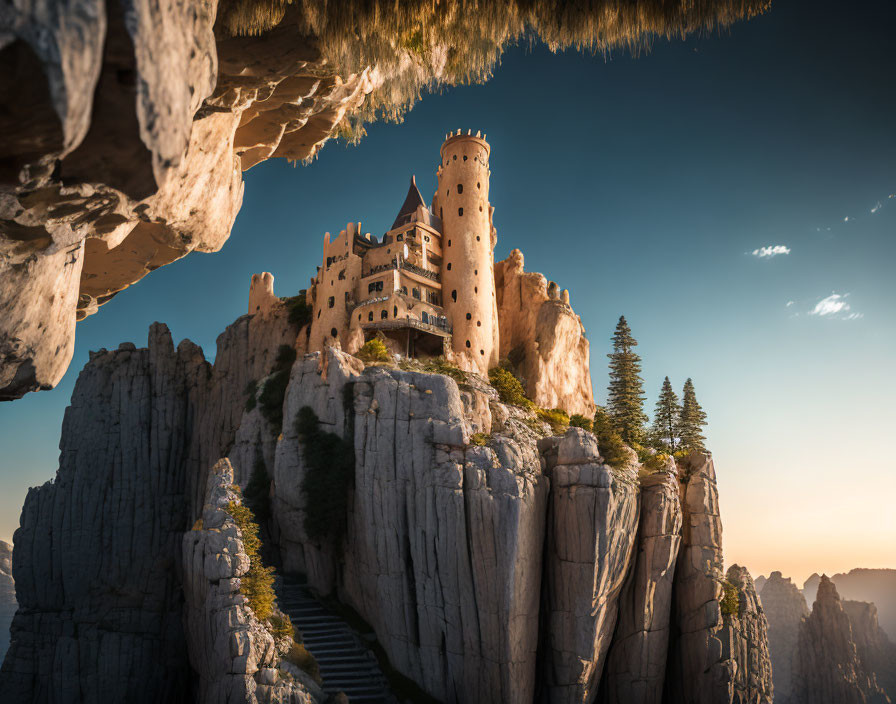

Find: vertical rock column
182;458;323;704
758;571;809;703
541;429;640;704
665;452;734;704
721;565;774;704
600;468;682;704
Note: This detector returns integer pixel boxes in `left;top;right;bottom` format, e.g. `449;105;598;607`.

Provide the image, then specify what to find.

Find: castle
250;131;596;416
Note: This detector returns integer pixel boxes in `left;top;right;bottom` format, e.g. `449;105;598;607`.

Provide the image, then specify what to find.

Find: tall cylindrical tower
435;130;499;376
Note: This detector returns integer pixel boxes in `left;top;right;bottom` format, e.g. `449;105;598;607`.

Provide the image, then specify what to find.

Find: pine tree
652;376;681;450
679;378;708;451
606;316;648;445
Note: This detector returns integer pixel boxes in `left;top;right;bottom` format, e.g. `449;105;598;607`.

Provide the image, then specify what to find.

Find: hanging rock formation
790;575;890;704
0;1;769;400
758;571;809;703
1;295;772;702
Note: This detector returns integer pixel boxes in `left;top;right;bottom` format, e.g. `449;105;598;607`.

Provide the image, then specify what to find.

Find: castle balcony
363;315;452;359
363;260;441;284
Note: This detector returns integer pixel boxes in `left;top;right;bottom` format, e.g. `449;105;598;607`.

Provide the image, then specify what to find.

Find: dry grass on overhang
216;0;770;130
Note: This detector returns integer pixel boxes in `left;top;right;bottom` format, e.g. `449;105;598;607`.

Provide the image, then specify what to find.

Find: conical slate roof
391;175;426;230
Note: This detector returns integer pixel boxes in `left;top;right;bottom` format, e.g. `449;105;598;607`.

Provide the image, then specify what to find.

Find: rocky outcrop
721;565;773;704
843;600;896;701
791;575;890;704
182;458;322;704
0;541;15;662
665;453;772;704
758;571;809;703
2;302;773;702
494;248;595;416
804;569;896;642
540;430;639;703
0;325;205;703
600;468;682;704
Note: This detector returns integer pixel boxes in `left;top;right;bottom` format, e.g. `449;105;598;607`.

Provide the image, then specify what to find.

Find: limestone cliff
1;306;772;702
804;569;896;642
842;600;896;701
0;1;768;400
758;571;809;703
183;458;323;704
495;249;595;416
790;575;890;704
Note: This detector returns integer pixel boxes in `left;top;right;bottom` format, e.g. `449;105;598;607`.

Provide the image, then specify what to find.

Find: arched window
474;269;478;275
466;312;471;320
368;311;373;321
451;290;457;302
476;235;480;241
440;207;443;218
466;340;471;348
463;155;467;161
458;208;463;216
453;154;457;160
331;328;338;338
422;311;429;324
401;285;408;295
480;349;485;355
328;296;335;308
412;287;421;300
477;182;480;189
447;263;451;270
397;233;403;241
393;305;398;317
381;309;388;319
474;287;478;294
479;205;483;212
447;240;451;247
457;184;463;194
476;321;481;327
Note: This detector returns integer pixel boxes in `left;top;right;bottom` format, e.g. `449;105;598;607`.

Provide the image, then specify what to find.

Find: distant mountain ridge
803;569;896;641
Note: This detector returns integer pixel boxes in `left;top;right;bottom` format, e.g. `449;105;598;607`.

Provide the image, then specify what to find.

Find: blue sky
1;0;894;582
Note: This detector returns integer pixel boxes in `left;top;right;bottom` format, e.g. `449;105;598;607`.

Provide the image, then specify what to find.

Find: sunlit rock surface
758;571;809;703
1;301;773;702
495;248;595;417
183;458;323;704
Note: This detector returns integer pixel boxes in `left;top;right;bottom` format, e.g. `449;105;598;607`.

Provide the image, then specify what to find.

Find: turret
434;130;499;375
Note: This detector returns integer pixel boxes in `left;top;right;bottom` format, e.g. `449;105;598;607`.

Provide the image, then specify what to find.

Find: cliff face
183;458;323;704
494;248;595;416
790;576;890;704
1;307;771;703
843;600;896;701
0;541;15;662
758;571;809;703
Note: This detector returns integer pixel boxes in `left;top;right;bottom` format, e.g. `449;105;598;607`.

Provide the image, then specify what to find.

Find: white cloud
752;245;791;258
786;300;794;307
871;202;881;214
808;293;862;320
843;216;850;222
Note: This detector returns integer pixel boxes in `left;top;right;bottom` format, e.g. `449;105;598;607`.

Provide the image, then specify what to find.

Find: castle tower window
422;311;429;324
474;287;478;294
474;269;478;275
476;235;480;241
480;350;485;355
447;240;451;247
394;305;398;317
458;208;463;216
368;311;374;321
397;234;403;241
440;207;443;218
328;296;335;308
331;328;338;338
463;155;467;161
466;340;471;348
466;313;471;320
381;310;388;319
477;182;480;189
451;290;457;302
479;205;483;212
358;314;361;321
447;263;451;270
477;321;481;327
317;310;321;318
457;184;463;194
338;269;346;280
401;285;408;295
413;287;421;300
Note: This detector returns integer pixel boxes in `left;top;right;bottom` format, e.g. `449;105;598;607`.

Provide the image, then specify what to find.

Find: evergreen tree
606;316;647;444
652;376;681;450
679;378;708;451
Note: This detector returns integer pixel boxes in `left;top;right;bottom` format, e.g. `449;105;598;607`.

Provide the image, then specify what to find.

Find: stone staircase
276;578;394;703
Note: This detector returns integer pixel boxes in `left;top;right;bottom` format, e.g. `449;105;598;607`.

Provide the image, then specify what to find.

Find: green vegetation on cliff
295;406;355;545
607;316;648;444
